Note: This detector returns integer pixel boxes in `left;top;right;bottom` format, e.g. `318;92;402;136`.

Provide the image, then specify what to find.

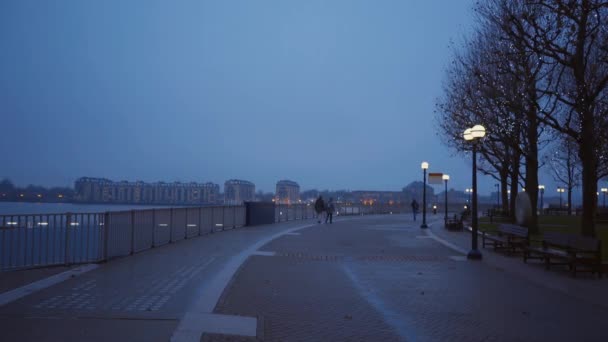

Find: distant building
275;180;300;204
224;179;255;204
351;190;404;205
74;177;220;205
402;181;435;203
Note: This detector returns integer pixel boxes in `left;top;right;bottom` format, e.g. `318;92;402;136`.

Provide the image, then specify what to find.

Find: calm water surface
0;202;178;215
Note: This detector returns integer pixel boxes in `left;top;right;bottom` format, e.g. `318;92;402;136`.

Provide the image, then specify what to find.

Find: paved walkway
1;214;607;341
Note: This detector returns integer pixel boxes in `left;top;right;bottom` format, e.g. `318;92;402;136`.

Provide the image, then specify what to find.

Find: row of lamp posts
418;122;608;262
419;161;450;229
418;124;486;260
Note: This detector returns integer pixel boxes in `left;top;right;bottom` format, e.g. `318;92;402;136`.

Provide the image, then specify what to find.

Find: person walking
411;199;419;221
314;196;325;224
325;198;335;224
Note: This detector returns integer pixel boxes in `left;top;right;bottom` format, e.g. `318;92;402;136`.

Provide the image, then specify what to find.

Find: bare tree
498;0;608;236
545;136;581;214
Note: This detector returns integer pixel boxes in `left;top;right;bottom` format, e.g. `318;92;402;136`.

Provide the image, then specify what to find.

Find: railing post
198;207;202;236
65;213;71;265
103;212;110;261
211;206;215;234
130;210;135;255
151;209;156;248
185;207;188;239
169;208;174;243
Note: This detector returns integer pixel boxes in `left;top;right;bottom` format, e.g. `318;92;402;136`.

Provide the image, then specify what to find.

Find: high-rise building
224;179;255;204
275;180;300;204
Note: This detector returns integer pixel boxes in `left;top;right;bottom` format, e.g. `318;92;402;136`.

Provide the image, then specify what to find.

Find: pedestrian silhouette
325;198;335;224
411;199;419;221
314;196;325;224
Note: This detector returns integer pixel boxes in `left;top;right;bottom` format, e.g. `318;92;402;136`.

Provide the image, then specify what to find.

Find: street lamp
465;188;472;203
538;185;545;214
421;161;429;228
464;124;485;260
557;187;565;208
443;174;450;226
601;188;608;208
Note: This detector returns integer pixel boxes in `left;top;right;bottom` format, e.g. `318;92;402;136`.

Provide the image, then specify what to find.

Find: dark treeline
0;179;75;202
436;0;608;236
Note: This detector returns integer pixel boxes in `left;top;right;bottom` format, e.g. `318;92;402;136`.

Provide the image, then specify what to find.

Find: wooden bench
445;214;463;231
596;212;608;225
481;224;529;254
524;231;602;278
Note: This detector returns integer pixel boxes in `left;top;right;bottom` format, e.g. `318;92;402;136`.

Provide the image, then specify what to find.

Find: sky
0;0;562;195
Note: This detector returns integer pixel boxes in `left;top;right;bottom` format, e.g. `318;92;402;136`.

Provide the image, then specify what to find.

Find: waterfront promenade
1;214;607;341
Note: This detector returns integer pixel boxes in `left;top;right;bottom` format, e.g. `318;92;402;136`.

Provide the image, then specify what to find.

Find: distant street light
464;124;486;260
465;188;472;203
538;185;545;214
421;161;429;228
557;187;565;208
443;174;450;227
601;188;608;208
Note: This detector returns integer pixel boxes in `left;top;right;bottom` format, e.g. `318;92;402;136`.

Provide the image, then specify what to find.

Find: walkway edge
0;264;98;306
423;223;468;255
171;220;340;342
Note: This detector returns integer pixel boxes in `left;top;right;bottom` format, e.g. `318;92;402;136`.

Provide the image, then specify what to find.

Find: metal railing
0;205;246;271
1;202;405;271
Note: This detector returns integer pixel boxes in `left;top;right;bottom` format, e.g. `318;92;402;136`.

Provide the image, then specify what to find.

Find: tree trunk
575;0;596;237
500;168;509;215
525;110;539;234
567;187;573;216
579;117;597;237
509;152;520;221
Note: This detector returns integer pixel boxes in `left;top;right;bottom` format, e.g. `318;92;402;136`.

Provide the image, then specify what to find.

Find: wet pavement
1;214;607;341
212;215;608;341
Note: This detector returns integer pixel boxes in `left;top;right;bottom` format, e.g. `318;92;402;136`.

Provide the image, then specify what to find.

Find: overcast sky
1;0;563;195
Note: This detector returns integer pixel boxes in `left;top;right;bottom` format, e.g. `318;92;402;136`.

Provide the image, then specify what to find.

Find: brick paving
2;215;608;341
214;215;608;341
0;219;319;341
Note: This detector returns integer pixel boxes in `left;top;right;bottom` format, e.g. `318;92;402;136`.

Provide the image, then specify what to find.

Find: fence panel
286;206;294;221
212;207;224;231
153;209;171;247
171;208;187;242
222;206;234;229
234;206;246;227
133;210;154;253
186;208;200;238
106;211;132;259
69;213;103;264
199;207;214;235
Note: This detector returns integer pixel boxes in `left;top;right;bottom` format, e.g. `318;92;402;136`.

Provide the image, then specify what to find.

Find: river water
0;202;178;215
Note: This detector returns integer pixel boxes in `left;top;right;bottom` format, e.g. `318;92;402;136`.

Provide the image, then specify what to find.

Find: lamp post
443;174;450;226
421;161;429;228
464;125;485;260
557;187;565;208
465;188;472;204
538;185;545;214
601;188;608;208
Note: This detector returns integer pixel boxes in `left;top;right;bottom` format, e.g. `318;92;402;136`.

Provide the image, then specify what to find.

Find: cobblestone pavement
213;215;608;341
